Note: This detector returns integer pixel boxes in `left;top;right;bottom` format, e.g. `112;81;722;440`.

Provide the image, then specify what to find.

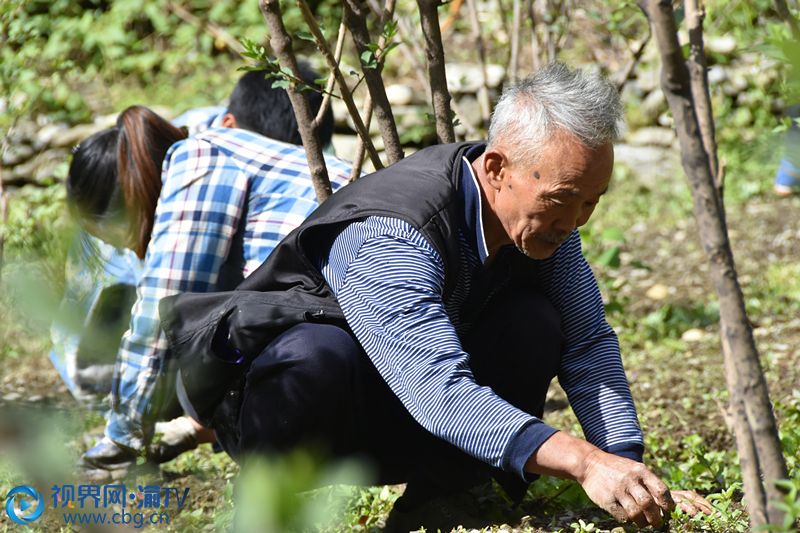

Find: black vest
159;141;481;424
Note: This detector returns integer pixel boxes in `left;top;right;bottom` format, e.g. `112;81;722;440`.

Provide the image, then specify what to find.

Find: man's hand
525;431;676;528
579;448;674;528
671;489;714;517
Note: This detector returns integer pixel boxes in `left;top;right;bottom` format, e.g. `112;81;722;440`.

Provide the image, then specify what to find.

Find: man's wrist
523;430;600;482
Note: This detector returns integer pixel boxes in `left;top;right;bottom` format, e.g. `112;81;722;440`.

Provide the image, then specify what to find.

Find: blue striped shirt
317;150;643;479
107;128;352;449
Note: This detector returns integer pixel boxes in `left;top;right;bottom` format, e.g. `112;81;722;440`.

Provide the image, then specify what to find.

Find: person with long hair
68;99;352;479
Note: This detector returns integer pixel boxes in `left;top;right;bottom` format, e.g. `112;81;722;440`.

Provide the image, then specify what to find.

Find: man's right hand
578;448;674;528
525;431;675;528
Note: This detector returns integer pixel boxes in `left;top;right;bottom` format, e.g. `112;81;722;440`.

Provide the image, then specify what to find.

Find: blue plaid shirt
107;127;352;449
50;107;224;400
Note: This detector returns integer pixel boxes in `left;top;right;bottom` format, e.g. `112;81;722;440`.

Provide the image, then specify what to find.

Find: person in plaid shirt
66;71;351;478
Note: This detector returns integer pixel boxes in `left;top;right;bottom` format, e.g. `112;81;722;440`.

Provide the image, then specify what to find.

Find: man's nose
555;207;584;233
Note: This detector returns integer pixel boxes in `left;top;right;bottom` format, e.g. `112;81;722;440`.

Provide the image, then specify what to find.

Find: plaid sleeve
105;137;248;449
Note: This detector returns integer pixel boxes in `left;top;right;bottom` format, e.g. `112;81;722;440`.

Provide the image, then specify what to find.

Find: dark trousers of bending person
216;286;563;505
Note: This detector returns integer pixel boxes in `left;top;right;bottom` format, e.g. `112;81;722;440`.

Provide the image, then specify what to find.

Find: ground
1;160;799;532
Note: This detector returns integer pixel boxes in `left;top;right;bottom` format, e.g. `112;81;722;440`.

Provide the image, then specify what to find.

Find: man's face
492;132;614;259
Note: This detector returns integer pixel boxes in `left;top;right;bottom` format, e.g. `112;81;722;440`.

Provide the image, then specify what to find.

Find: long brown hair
116;106;187;258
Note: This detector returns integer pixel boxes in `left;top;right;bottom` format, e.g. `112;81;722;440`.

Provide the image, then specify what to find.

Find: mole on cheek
533;171;541;180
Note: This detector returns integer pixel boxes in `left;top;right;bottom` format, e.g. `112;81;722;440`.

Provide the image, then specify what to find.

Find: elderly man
163;63;709;530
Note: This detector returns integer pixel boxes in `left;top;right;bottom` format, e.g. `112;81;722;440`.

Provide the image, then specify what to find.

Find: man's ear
482;148;509;192
222;113;238;129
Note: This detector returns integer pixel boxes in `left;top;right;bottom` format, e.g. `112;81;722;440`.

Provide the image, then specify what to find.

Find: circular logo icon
5;485;44;525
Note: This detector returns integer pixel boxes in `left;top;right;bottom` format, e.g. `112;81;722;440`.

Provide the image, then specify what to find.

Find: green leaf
596;246;621;268
600;227;625;242
271;79;291;90
360;50;374;65
296;30;315;42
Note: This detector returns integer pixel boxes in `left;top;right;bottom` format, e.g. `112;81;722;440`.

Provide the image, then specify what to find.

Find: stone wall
0;45;785;190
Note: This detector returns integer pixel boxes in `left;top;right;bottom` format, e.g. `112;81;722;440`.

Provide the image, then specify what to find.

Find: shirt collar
460;143;490;264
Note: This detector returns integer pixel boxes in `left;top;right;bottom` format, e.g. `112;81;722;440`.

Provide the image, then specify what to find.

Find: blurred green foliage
0;0;344;130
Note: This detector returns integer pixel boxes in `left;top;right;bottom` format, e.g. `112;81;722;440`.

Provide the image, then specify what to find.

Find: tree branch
350;94;373;182
295;0;383;170
260;0;333;203
168;1;244;56
685;0;720;193
723;336;768;526
344;0;404;164
417;0;456;144
313;17;347;131
614;30;651;93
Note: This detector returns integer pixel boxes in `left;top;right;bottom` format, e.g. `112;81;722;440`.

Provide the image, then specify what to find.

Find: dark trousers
226;287;564;499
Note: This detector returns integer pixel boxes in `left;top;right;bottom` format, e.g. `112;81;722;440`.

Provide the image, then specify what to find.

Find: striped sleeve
320;217;557;475
539;231;644;459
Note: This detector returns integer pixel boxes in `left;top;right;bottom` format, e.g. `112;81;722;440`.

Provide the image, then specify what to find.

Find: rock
5;121;37;147
641;88;667;121
93;113;118;129
3;393;21;402
50;123;105;149
645;283;670;300
2;144;35;167
636;68;660;93
707;65;727;85
620;80;645;102
445;62;505;93
35;122;69;149
395;105;428;131
707;35;737;54
331;134;361;164
8;148;69;185
331;98;350;130
627;127;675;148
454;95;483;128
681;328;706;342
27;395;44;403
657;111;674;128
385;84;414;106
613;144;681;187
723;70;749;96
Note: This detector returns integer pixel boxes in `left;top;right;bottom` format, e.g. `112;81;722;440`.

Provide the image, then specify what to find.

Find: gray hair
487;62;623;166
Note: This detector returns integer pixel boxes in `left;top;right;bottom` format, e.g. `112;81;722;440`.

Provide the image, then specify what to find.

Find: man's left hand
671;489;714;517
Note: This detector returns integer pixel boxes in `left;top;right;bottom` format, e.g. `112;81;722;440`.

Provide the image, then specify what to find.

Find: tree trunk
417;0;456;144
260;0;333;203
639;0;788;528
343;0;404;164
684;0;719;191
